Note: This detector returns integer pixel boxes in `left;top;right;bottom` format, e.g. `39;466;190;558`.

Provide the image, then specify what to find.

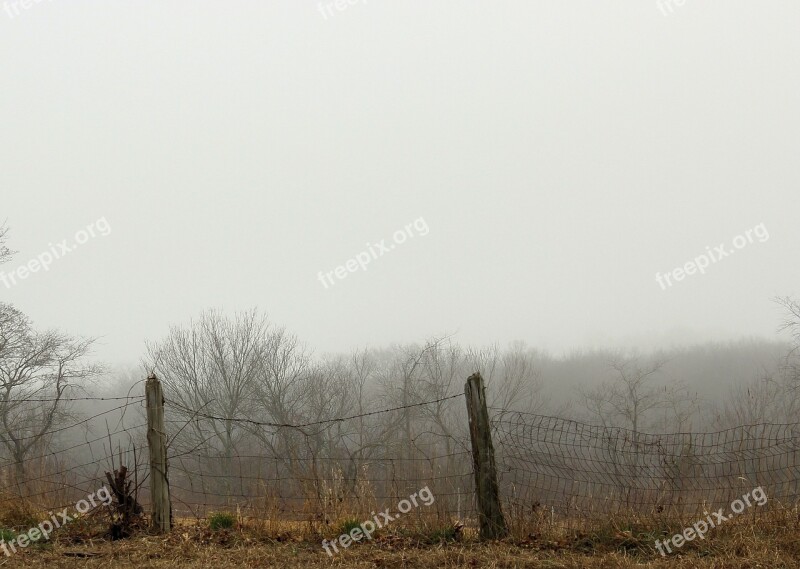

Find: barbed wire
0;422;146;471
165;393;464;430
0;401;142;443
1;396;145;403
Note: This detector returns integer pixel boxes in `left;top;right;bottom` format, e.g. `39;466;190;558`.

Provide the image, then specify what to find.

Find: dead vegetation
3;493;800;568
6;528;800;568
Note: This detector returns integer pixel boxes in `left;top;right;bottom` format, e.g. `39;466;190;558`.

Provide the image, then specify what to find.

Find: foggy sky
1;1;798;366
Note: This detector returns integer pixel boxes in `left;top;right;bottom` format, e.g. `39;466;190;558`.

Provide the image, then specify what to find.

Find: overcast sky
1;1;798;365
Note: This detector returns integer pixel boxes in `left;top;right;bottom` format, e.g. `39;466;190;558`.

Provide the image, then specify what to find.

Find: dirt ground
4;534;800;568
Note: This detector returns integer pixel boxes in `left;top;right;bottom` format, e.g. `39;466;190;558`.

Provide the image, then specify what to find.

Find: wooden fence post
465;372;508;539
146;373;172;533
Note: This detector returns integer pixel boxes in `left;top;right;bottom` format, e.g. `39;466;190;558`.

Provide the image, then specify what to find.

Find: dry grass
4;491;800;567
5;533;800;568
0;514;798;568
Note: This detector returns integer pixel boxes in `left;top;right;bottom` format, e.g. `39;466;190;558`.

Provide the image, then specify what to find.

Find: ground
4;532;800;568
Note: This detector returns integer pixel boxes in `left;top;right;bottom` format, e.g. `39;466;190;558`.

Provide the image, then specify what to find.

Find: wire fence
4;384;800;534
164;393;475;526
0;396;150;521
493;408;800;530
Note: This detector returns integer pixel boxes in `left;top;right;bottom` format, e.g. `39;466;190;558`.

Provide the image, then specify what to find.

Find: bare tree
467;342;549;414
0;303;103;488
307;351;377;481
776;296;800;385
0;221;14;266
714;367;787;427
718;296;800;428
246;326;313;464
375;338;448;462
577;355;696;433
144;309;270;463
144;309;323;503
417;340;466;445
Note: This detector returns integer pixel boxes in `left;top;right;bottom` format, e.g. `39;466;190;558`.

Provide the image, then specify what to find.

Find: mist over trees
1;311;798;493
3;220;800;502
0;224;104;489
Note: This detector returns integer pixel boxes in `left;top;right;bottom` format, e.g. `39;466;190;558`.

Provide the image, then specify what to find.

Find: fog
2;1;798;388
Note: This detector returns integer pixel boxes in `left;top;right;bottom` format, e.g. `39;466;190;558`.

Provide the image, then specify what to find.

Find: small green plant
0;528;17;543
208;512;236;531
337;518;362;537
426;525;461;543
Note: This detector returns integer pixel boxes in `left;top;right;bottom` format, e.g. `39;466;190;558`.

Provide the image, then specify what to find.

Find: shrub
337;518;363;537
208;512;236;531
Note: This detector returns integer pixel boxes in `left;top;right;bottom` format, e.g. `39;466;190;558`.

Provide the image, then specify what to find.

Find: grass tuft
334;518;366;541
208;512;236;531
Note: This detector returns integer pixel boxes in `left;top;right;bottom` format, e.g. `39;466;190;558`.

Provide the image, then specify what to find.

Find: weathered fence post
465;372;508;539
146;373;172;533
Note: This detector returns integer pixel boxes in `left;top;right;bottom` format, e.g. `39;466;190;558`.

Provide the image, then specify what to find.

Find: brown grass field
4;517;800;568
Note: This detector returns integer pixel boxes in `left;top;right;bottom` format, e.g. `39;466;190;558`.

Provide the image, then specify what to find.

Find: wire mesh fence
4;381;800;536
493;408;800;531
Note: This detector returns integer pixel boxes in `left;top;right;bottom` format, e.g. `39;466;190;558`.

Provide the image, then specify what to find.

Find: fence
3;373;800;537
0;395;150;520
493;409;800;529
162;374;475;532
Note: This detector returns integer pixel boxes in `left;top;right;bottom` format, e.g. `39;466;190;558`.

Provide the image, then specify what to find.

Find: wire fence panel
0;396;149;524
493;409;800;530
7;390;800;536
163;394;475;527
